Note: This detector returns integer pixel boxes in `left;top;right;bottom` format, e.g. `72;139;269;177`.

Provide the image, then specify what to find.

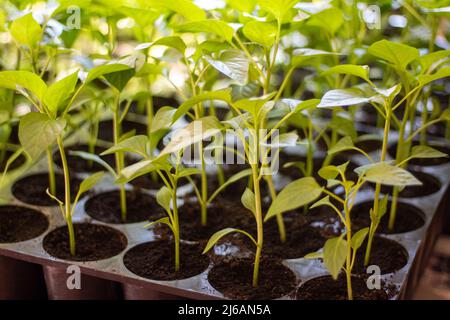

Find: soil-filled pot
42;223;127;299
0;205;49;299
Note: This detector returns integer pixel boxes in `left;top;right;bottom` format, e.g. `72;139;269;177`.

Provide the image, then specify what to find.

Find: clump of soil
43;223;127;261
207;257;297;299
12;173;82;206
123;241;210;281
0;205;48;243
296;274;391;300
84;190;164;224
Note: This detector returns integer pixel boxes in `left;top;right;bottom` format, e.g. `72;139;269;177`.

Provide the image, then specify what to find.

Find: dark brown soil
388;142;450;166
12;173;82;206
84;190;164;224
296;274;389;300
155;200;254;242
53;144;117;173
43;223;127;261
97;119;147;142
208;258;297;299
0;150;26;171
123;241;210;281
352;200;425;234
129;95;178;115
376;170;441;198
353;237;408;275
0;205;49;243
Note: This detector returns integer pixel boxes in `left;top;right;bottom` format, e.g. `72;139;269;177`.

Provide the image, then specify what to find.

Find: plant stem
46;147;56;196
113;94;127;222
344;201;353;300
364;108;391;266
251;164;263;287
57;135;75;256
200;142;208;226
172;184;180;272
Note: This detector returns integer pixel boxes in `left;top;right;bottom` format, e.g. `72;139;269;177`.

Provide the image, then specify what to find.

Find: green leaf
318;88;373;108
77;172;104;196
205;50;249;85
10;13;42;48
242;20;277;47
144;217;174;232
19;113;66;159
118;7;159;27
69;151;117;177
351;227;369;251
292;48;340;67
418;50;450;72
323;236;347;279
356;162;422;187
310;195;333;210
304;250;324;259
137;36;186;54
203;228;256;254
146;0;206;21
307;7;344;35
173;89;232;123
44;71;79;116
318;166;339;180
234;92;276;119
175;20;234;43
292;99;320;113
0;71;47;102
102;135;149;158
368;39;420;70
410;145;448;160
116;157;170;184
259;0;299;22
328;136;354;155
321;65;371;83
241;188;256;215
86;63;135;91
378;195;389;219
418;66;450;86
440;108;450;121
329;116;357;139
177;167;201;178
156;186;172;213
265;177;323;221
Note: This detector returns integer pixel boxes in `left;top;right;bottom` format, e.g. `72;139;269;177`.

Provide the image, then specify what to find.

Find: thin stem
46;147;56;196
252;164;263;287
172;183;180;272
57;135;75;256
113;94;127;222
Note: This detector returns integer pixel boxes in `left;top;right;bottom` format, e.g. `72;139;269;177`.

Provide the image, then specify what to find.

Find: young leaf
234;92;276;118
378;195;389;219
18;113;66;159
304;250;324;259
156;186;172;213
242;20;277;48
160;117;223;156
351;227;369;250
306;7;344;35
323;236;347;279
368;39;420;70
321;65;371;84
116;157;170;184
86;63;135;91
74;172;104;204
328;136;354;155
318;88;373;108
146;0;206;21
144;217;174;232
205;50;249;85
241;188;256;215
177;167;201;178
175;20;234;43
69;151;117;177
292;49;340;67
136;36;186;54
259;0;299;22
173;89;232;122
356;162;422;186
409;145;448;160
101;135;149;158
44;71;79;116
203;228;257;254
418;50;450;72
318;166;339;180
207;168;252;203
418;66;450;86
310;195;333;210
10;13;42;48
265;177;323;221
0;71;47;102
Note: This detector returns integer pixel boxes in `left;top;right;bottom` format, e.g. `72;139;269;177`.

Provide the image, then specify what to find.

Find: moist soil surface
353;236;408;274
84;190;164;224
53;144;118;173
388;142;450;166
123;241;210;281
352;200;425;234
155;200;254;242
296;274;390;300
207;258;297;299
376;170;441;197
0;205;49;243
129;174;166;190
12;173;82;206
97;119;147;142
0;150;26;171
43;223;127;261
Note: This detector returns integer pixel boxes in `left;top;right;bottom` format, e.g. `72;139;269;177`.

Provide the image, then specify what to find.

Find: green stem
57;135;75;256
113;95;127;222
47;147;56;196
172;184;180;272
200;142;208;226
252;165;263;287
